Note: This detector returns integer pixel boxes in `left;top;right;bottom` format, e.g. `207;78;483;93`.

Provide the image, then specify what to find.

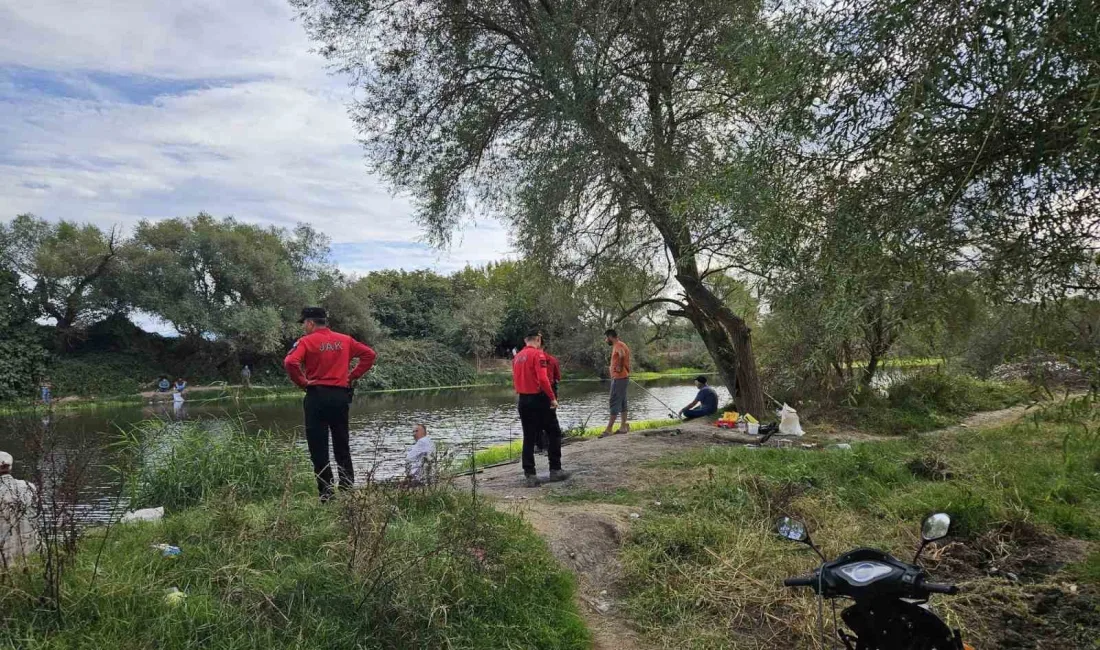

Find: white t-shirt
405;437;436;481
0;474;38;560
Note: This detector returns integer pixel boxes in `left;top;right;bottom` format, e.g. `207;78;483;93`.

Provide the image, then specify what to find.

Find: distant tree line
0;212;707;400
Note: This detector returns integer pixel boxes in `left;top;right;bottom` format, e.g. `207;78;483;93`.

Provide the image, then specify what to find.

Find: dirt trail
473;405;1036;649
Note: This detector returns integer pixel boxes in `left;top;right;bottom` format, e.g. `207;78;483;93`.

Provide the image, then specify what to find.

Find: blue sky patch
0;65;251;104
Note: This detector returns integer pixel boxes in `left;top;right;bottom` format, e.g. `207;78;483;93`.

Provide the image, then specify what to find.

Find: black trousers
518;393;562;476
535;383;561;451
303;385;353;497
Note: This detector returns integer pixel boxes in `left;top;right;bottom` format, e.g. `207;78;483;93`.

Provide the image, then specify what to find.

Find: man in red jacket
512;329;570;487
284;307;376;501
535;344;563;453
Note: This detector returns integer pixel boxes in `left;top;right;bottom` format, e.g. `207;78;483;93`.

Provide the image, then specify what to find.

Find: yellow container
722;411;739;422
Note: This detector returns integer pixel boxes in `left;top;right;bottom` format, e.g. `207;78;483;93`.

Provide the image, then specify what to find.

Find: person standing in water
284;307;377;502
599;328;631;437
405;424;435;484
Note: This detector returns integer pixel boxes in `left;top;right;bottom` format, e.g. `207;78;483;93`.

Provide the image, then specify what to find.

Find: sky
0;0;512;278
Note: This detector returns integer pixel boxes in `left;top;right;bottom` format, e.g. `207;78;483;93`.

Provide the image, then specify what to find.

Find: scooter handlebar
921;581;959;595
783;575;816;587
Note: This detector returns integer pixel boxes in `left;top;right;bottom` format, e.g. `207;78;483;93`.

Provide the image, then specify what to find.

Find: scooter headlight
837;561;893;585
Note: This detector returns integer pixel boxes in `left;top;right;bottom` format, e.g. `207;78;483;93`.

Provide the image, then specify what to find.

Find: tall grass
838;370;1034;434
584;395;1100;648
4;420;590;649
123;420;312;511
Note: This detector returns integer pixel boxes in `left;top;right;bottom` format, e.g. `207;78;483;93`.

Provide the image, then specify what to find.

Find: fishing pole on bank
628;378;680;419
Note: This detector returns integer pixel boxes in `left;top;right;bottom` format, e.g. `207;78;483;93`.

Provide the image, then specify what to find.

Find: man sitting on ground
405;424;436;484
0;451;38;567
680;375;719;420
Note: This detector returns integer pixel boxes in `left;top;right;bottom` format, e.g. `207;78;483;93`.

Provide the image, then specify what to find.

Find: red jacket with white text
283;327;376;388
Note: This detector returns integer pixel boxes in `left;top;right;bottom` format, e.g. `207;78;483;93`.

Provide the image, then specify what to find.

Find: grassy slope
556;395;1100;648
3;425;589;650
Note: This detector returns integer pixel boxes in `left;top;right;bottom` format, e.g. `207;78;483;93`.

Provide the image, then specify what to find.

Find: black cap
298;307;327;323
695;375;708;384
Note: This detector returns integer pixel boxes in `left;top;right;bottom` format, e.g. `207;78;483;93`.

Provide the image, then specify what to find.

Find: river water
0;378;728;520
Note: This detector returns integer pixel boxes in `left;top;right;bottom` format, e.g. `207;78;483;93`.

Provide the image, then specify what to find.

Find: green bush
833;370;1032;435
126;421;311;511
886;370;1031;415
49;352;163;397
361;340;475;390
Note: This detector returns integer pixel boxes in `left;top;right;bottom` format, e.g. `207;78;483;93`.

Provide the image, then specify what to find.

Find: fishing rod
628;378;680;419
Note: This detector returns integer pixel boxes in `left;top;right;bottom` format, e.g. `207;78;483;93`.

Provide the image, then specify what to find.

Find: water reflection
0;379;727;520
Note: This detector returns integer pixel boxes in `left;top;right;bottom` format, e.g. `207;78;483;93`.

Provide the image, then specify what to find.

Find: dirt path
477;427;719;650
472;404;1038;649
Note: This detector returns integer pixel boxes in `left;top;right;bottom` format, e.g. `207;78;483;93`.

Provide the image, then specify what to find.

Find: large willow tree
290;0;806;415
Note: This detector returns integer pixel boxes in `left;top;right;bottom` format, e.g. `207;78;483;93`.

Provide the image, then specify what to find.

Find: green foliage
0;265;48;401
125;420;310;511
361;269;457;340
49;352;161;397
450;290;504;370
319;278;383;344
125;213;326;352
840;371;1032;435
812;0;1100;301
962;298;1100;377
359;340;475;391
4;446;588;648
0;213;122;332
609;398;1100;647
290;0;779;405
885;371;1031;417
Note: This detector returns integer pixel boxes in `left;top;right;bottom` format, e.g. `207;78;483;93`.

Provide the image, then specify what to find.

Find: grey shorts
609;378;629;415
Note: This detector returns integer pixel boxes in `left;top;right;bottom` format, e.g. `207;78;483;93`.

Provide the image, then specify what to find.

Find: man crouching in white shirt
0;451;38;569
405;424;435;484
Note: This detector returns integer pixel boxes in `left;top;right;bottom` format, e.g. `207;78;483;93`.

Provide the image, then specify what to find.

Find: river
0;378;728;520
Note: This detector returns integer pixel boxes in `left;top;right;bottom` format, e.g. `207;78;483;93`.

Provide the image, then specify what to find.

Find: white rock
120;507;164;523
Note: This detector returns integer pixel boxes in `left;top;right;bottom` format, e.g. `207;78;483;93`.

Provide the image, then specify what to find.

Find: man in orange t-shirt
599;328;631;437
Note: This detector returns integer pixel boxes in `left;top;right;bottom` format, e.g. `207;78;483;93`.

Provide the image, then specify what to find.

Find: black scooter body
785;547;964;649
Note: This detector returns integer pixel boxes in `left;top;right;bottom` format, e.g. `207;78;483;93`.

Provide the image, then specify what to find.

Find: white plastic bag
121;506;164;523
778;404;804;437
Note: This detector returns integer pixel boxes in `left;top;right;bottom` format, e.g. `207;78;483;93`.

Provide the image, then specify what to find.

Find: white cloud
0;0;513;272
0;1;318;80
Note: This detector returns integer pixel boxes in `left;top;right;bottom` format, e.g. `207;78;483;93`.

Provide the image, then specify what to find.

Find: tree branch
615;297;686;323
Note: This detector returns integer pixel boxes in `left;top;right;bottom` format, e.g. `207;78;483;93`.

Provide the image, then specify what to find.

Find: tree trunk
676;271;766;418
861;353;880;387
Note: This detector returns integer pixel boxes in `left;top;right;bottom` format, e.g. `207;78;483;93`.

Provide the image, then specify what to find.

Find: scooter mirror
776;516;808;542
921;513;951;542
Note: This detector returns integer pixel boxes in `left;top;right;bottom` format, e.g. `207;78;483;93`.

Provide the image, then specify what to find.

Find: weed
608;396;1100;648
122;420;311;512
2;422;589;649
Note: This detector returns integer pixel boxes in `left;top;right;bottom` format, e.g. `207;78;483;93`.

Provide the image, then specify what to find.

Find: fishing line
628;378;680;419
